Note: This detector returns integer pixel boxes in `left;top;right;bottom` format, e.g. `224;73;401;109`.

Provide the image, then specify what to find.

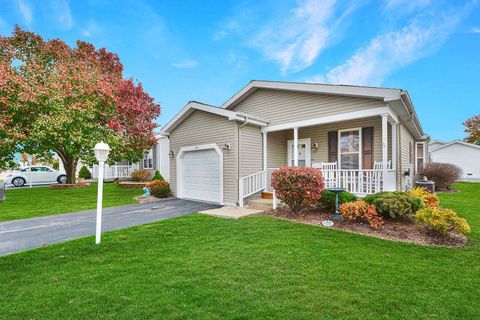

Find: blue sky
1;0;479;141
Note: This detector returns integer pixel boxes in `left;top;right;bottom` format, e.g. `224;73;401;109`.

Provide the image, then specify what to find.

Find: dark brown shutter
362;127;374;169
328;131;338;162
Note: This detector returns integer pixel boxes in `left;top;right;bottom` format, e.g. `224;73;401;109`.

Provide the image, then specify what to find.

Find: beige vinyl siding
232;89;386;126
169;110;238;204
400;124;415;190
280;117;392;166
267;131;288;168
239;124;263;176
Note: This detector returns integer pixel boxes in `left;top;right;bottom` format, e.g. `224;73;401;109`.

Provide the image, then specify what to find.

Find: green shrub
416;207;470;238
78;166;92;179
151;170;164;181
365;192;424;220
320;190;356;213
146;180;170;198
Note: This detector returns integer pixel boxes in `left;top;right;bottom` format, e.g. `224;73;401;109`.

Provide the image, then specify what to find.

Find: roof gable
431;140;480;152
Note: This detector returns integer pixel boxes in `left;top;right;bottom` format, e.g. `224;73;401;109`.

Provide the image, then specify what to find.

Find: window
415;142;425;174
338;129;361;169
143;149;153;169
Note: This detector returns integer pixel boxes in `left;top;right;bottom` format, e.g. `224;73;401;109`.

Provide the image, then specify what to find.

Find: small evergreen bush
78;166;92;179
365;192;424;220
319;190;356;213
151;170;164;181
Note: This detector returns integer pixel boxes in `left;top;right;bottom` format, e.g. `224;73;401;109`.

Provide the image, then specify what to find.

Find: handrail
239;170;266;207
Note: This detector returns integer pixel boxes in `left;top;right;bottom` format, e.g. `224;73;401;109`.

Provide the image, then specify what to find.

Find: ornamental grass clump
416;207;470;238
339;200;384;229
410;187;439;209
271;167;325;214
131;169;150;182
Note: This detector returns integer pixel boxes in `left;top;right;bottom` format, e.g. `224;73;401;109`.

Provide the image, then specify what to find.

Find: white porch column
392;122;398;173
263;132;268;187
381;114;388;190
293;127;299;167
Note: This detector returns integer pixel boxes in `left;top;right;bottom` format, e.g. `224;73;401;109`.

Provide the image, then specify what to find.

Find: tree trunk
55;148;77;184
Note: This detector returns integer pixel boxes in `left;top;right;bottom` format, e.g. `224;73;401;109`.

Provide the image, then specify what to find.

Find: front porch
239;112;399;207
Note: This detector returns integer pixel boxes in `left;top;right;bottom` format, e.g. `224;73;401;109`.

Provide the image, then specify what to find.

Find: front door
287;138;311;167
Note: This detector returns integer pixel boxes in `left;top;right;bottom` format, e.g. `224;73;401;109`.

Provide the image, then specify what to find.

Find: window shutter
328;131;338;162
362;127;374;169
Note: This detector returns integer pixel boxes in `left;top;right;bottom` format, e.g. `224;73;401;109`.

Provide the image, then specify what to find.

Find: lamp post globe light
93;141;111;244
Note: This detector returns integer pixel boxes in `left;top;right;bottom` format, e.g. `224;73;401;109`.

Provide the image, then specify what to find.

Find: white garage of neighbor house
429;140;480;180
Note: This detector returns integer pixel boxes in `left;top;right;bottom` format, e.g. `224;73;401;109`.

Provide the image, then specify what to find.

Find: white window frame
176;144;224;205
143;149;153;169
415;142;426;174
287;138;311;167
338;128;362;170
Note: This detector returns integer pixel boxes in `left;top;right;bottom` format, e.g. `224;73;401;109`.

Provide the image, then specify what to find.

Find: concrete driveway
0;198;219;256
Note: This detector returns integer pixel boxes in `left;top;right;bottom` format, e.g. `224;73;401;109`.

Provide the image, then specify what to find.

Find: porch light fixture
169;150;175;159
312;143;319;151
223;143;231;150
93;141;111;244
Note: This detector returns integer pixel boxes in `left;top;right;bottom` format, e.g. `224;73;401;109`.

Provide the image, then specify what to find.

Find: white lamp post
93;141;111;244
27;155;33;189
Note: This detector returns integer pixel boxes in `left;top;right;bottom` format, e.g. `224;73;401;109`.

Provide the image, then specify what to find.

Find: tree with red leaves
463;115;480;146
0;26;160;183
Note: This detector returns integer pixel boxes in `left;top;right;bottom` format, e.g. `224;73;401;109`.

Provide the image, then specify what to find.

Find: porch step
246;198;285;210
261;192;273;199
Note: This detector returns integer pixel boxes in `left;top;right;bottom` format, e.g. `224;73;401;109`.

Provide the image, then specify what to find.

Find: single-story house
161;80;429;206
429;140;480;180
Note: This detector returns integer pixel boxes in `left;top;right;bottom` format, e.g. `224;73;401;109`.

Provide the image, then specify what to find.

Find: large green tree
0;26;160;183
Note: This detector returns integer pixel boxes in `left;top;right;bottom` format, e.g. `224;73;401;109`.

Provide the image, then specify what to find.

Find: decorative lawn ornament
322;220;334;227
143;187;151;198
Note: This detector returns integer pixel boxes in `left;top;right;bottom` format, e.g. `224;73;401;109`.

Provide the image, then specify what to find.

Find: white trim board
261;106;396;133
176;143;224;205
162;101;268;134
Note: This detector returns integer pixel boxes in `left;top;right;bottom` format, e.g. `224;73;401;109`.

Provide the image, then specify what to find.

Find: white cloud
81;20;100;37
308;3;475;86
470;26;480;33
250;0;338;74
171;59;198;69
383;0;432;13
17;0;32;24
40;0;74;30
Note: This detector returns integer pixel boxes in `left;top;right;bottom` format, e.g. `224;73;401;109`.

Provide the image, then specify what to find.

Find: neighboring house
91;133;170;181
429;140;480;180
161;80;429;206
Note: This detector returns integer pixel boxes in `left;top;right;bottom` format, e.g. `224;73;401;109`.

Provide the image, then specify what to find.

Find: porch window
143;149;153;169
415;142;425;174
339;129;361;169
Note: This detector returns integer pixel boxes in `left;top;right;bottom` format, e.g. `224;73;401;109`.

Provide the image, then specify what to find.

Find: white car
4;166;67;187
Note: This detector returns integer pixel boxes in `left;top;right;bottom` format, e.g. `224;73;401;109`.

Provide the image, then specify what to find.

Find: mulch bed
265;207;467;248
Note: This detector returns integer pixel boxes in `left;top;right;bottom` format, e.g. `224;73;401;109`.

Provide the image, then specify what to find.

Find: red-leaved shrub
271;167;324;214
339;200;384;229
418;162;462;190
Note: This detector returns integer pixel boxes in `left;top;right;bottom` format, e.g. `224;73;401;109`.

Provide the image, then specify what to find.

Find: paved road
0;199;219;256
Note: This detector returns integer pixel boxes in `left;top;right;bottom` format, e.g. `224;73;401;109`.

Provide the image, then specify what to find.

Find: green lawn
0;183;143;221
1;183;479;319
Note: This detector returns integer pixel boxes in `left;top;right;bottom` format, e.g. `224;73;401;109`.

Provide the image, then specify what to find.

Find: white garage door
181;149;221;203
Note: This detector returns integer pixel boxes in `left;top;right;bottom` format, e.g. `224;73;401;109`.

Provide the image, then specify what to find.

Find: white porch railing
92;163;140;180
239;170;266;207
265;168;396;195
